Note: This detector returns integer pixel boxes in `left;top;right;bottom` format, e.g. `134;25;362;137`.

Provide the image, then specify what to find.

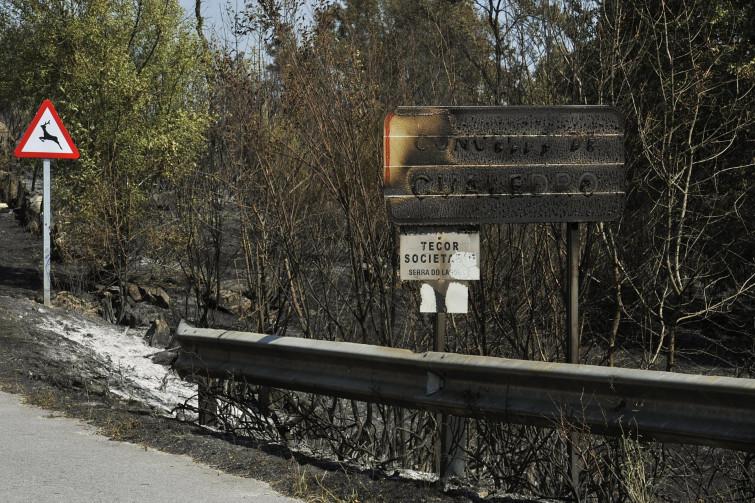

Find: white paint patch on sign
400;229;480;281
449;252;479;281
420;283;437;312
445;282;468;313
419;281;468;313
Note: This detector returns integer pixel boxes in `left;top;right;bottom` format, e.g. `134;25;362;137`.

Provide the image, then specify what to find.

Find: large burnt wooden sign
383;106;625;224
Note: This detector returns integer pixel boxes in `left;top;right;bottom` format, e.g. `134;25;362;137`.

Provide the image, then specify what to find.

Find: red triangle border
14;100;80;159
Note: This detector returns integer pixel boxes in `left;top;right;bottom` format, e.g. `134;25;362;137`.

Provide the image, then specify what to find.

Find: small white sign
400;230;480;281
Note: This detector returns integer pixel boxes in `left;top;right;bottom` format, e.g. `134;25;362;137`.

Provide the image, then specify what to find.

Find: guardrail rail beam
174;322;755;452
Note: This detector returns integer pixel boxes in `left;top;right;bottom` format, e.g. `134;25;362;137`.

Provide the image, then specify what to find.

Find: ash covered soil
0;208;520;503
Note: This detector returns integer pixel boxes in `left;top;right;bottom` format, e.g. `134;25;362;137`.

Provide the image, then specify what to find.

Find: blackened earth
0;209;538;503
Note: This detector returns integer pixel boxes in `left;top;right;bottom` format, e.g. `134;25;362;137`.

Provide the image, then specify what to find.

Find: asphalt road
0;392;302;503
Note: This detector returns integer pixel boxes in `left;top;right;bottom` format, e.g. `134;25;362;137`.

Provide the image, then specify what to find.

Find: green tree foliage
0;0;210;319
334;0;490;105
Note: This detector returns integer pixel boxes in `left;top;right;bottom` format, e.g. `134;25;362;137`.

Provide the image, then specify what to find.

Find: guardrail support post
441;413;467;479
197;376;217;427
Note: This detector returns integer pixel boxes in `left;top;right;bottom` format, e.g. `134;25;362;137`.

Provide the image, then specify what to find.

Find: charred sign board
383;106;625;224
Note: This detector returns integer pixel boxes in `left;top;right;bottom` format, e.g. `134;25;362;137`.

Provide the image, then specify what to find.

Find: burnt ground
0;208;534;503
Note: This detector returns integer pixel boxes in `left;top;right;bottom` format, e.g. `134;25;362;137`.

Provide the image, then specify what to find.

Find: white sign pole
13;100;79;306
43;158;51;306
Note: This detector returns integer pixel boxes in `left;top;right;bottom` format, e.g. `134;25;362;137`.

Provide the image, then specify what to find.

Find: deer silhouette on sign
39;121;62;149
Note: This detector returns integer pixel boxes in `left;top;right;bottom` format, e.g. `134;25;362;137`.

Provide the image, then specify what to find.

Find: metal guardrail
174;322;755;452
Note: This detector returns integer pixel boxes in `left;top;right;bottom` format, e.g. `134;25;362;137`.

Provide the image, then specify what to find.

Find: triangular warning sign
14;100;79;159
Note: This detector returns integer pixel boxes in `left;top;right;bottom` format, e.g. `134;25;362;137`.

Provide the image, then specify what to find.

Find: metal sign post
397;227;476;477
567;222;580;366
566;221;581;488
433;310;467;478
433;311;445;475
14;100;79;306
42;159;51;306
